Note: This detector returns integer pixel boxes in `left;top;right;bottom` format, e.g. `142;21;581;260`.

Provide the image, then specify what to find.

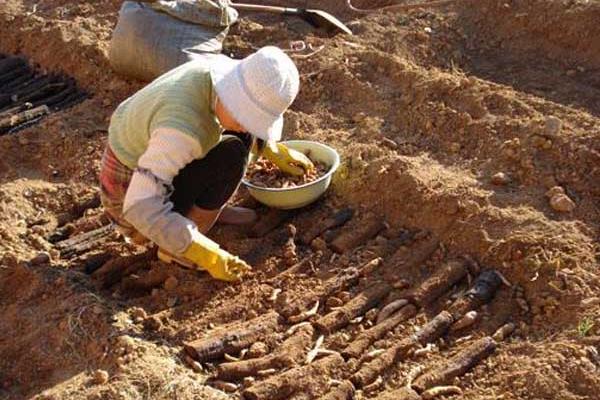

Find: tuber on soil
55;224;114;258
421;386;463;399
377;299;409;324
184;311;282;362
0;105;49;132
351;337;415;388
249;208;293;238
330;215;386;253
402;261;468;307
217;325;313;380
279;257;384;318
342;304;417;359
315;282;391;333
300;208;354;245
242;354;344;400
412;311;454;346
411;336;497;392
351;311;454;387
92;250;155;288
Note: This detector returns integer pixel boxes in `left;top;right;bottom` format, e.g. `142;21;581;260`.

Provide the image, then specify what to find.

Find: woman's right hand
183;234;251;282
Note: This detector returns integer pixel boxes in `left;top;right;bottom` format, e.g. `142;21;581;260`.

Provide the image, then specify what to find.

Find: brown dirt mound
0;0;599;399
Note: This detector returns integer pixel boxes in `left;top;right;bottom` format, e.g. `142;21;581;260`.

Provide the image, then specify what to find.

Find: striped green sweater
108;60;223;169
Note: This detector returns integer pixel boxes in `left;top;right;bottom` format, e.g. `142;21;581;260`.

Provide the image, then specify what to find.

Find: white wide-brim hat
210;47;299;142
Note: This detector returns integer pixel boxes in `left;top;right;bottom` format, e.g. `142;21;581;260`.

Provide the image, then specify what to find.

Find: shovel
230;2;352;35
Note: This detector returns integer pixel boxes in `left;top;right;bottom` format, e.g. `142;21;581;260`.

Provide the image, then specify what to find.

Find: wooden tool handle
230;2;300;16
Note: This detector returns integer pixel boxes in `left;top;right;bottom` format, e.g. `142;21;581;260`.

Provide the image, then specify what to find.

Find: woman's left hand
263;142;314;176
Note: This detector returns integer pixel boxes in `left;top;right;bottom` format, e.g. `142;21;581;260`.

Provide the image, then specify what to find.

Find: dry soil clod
315;282;391;333
330;215;385;253
242;354;344;400
217;325;313;380
184;311;281;362
300;208;354;245
282;224;298;266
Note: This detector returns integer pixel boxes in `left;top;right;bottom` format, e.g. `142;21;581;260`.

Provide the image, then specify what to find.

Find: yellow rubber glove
262;142;314;176
182;234;251;282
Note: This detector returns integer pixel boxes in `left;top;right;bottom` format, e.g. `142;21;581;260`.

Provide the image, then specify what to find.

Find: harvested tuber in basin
242;140;340;209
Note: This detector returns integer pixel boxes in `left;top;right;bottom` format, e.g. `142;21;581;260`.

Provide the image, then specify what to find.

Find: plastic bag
109;1;238;81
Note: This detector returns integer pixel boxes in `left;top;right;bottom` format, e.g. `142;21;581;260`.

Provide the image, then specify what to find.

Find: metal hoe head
300;9;353;35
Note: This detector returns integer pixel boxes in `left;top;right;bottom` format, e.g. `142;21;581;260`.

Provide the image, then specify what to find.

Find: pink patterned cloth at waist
99;146;135;231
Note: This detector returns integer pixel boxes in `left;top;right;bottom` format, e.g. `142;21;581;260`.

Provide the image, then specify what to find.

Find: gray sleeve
122;168;195;255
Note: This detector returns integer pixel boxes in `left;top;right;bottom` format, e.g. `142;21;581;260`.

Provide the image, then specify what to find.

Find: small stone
31;225;45;235
167;297;178;307
531;135;547;148
582;297;600;307
243;377;255;387
91;369;109;385
491;172;510;185
49;249;60;260
29;252;50;266
353;112;366;123
115;357;126;368
365;308;378;322
382;137;398;149
183;354;203;373
212;381;238;393
516;298;530;313
143;316;163;331
310;237;328;251
246;310;258;319
91;305;104;315
545;186;565;198
549;193;576;212
566;69;576;77
449;142;461;153
326;297;344;309
247;342;268;358
115;335;136;354
544;116;562;136
338;291;352;303
163;276;178;291
130;307;147;321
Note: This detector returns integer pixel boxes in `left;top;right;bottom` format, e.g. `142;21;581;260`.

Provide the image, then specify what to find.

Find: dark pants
170;132;252;214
